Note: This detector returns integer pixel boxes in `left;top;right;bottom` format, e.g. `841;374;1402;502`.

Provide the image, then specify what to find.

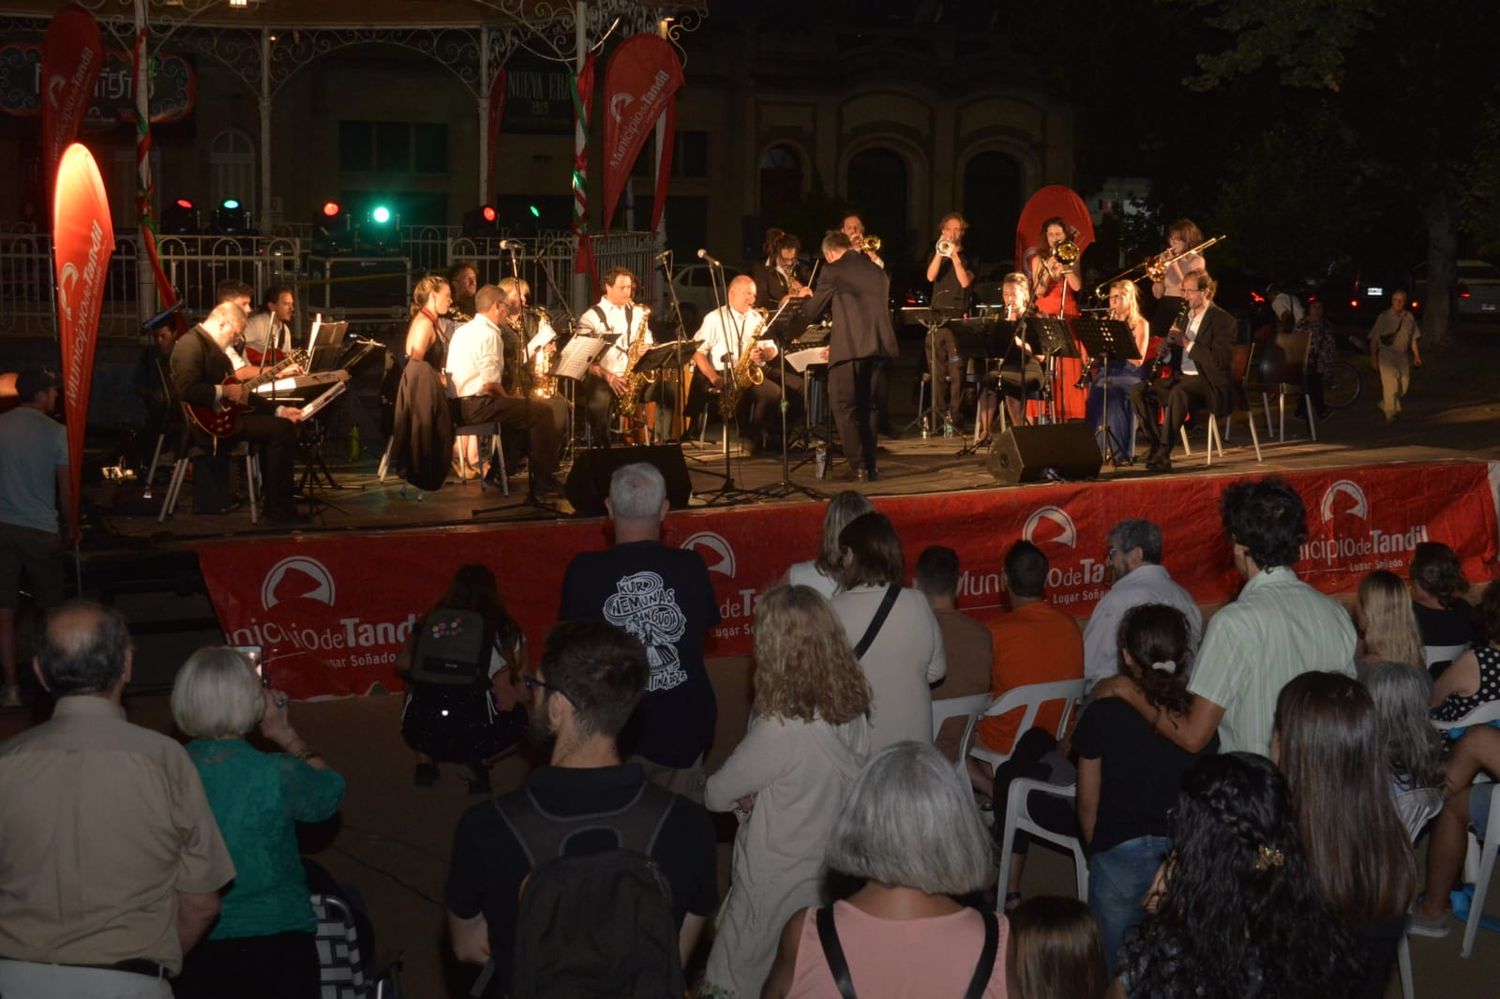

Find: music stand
947;317;999;455
1027;316;1076;424
751;302;825;502
898;306;954;435
1070;316;1140;466
781;321;832;474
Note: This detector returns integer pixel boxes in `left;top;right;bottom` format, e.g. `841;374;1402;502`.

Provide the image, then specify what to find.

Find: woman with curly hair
1074;604;1217;973
702;586;871;998
1113;753;1362;999
1353;570;1424;668
1273;672;1417;997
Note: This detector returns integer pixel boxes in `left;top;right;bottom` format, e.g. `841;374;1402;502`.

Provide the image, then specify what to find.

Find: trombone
1093;234;1226;298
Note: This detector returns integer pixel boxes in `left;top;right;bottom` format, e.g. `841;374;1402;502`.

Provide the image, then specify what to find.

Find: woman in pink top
762;741;1007;998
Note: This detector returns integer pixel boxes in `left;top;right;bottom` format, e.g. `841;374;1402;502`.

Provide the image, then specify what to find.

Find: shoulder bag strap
852;584;902;659
961;910;1000;999
815;906;859;999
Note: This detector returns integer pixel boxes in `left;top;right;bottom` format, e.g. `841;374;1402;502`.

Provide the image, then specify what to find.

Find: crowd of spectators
2;455;1498;998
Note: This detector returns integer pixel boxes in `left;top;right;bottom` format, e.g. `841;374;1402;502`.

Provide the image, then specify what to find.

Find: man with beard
444;620;717;980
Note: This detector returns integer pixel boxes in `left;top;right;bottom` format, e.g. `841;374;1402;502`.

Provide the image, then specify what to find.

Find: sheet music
308;314;322;352
555;334;612;381
526;327;556;357
296;380;346;421
785;347;828;373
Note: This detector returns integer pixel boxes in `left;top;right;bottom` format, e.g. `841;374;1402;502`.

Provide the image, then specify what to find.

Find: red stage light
482;205;497;223
175;198;193;209
322;200;341;218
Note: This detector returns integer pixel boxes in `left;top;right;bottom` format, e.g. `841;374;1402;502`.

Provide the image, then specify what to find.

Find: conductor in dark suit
170;302;305;520
1131;271;1235;472
799;231;899;481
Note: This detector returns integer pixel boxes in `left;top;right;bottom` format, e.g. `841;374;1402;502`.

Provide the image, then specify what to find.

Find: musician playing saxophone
689;275;798;455
576;267;675;446
497;277;568;463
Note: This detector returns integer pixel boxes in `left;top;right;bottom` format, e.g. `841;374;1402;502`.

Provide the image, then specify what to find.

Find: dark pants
685;368;802;444
172;930;320;999
1132;374;1212;455
451;394;560;485
501;396;568;472
581;374;677;447
927;325;963;419
1304;355;1326;414
829;358;882;471
991;727;1080;855
191;414;298;514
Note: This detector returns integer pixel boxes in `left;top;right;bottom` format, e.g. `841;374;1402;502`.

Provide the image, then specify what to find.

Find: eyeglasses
521;674;568;700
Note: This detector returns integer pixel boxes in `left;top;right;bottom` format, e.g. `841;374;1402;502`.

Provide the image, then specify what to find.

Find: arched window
759;144;803;221
962;151;1023;268
210;128;257;219
846;147;908;266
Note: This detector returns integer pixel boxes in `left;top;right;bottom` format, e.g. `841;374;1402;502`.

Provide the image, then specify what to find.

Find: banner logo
261;556;337;610
1321;479;1369;522
56;261;78;322
681;531;736;577
1023;506;1077;548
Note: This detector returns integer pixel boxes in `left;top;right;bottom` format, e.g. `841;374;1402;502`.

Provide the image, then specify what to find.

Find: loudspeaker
986;423;1103;485
565;444;693;516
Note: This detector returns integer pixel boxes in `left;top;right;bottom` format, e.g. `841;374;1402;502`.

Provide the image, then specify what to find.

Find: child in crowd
1006;895;1107;999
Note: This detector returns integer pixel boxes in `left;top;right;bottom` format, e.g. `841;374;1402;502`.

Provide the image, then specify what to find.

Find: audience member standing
1429;580;1500;722
784;490;873;599
1098;478;1356;756
1353;570;1424;668
445;621;717;984
918;545;995;759
1368;289;1421;422
1409;540;1477;678
1080;519;1201;691
703;586;871;998
762;741;1006;999
559;463;719;801
0;366;74;709
1074;604;1217;973
1273;672;1416;997
829;512;945;752
0;603;235;997
170;647;347;999
1114;753;1362;999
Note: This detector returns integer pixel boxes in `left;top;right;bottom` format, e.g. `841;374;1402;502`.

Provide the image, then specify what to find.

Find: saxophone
720;317;767;419
527;309;558;400
615;306;653;420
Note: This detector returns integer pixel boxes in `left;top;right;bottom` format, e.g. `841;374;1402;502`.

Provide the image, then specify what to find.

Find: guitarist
170;303;306;520
242;285;296;364
1129;271;1235;473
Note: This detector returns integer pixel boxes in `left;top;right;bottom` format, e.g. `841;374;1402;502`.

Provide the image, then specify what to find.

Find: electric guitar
185;349;308;439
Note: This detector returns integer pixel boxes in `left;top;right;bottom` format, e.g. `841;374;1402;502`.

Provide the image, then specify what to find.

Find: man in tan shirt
0;602;235;998
917;545;994;759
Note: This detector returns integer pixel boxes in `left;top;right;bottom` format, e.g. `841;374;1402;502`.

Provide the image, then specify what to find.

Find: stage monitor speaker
986;423;1103;485
565;444;692;516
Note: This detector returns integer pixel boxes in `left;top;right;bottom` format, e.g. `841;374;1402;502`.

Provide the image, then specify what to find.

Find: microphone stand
531;239;581;461
695;300;757;507
657;252;692;446
752;296;823;502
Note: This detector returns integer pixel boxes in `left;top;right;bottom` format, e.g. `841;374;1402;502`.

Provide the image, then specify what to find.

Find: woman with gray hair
762;740;1005;998
170;647;346;999
1361;659;1443;791
785;490;875;598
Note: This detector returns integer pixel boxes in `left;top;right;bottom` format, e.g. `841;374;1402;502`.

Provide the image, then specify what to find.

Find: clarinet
1146;299;1191;380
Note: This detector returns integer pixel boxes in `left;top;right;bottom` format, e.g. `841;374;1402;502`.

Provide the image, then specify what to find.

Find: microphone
696;249;722;267
499;239;524;250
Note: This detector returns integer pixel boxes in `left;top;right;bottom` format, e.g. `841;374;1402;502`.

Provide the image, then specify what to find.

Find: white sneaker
1;685;21;709
1407;908;1452;938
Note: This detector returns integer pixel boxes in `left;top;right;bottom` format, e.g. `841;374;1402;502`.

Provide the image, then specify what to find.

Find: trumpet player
925;212;973;430
688;275;797;455
576;267;674;446
841;213;885;269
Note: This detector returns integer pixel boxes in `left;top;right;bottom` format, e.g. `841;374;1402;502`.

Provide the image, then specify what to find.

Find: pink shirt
788;900;1009;998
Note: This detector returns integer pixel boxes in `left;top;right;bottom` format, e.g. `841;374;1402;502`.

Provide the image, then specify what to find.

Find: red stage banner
52;142;115;531
40;4;104;178
650;96;676;235
601;34;683;231
194;461;1499;701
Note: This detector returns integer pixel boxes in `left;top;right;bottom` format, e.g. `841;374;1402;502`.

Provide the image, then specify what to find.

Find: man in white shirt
447;284;563;497
1081;519;1202;690
688;275;796;454
575;267;675;446
241;285;295;363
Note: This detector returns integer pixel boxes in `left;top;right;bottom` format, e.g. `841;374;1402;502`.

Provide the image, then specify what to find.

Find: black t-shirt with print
560;540;720;767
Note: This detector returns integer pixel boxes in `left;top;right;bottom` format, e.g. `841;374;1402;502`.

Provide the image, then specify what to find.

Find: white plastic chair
1394;786;1443;998
1431;699;1500;958
931;693;990;774
957;678;1086;772
1424;644;1469;671
997;777;1088;901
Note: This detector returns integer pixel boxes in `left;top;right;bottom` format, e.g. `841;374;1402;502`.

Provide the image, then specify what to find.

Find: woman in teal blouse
170;647;346;999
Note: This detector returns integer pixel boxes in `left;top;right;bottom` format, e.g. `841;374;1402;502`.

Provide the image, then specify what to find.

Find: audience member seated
968;540;1084;798
1361;659;1443;794
1430;579;1500;723
400;564;527;793
703;586;871;998
445;621;718;986
918;544;995;760
170;647;347;999
762;741;1006;998
1410;540;1477;679
784;490;873;598
829;512;945;752
0;602;235;998
1273;672;1416;998
1075;604;1218;974
1007;896;1107;999
1409;724;1500;938
1353;570;1424;668
1081;519;1201;693
1097;477;1356;757
1113;753;1362;998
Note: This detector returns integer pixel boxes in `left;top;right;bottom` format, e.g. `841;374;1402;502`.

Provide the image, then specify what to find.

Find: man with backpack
445;620;718;996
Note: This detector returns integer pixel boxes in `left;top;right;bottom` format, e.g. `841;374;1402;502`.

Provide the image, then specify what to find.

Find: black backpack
406;608;496;687
498;781;685;999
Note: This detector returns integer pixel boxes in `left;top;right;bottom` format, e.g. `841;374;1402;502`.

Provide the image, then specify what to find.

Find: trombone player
1027;216;1082;317
925;212;973;431
1149;218;1207;332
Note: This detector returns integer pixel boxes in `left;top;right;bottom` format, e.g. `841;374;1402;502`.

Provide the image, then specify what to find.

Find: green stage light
221;198;240;210
528;204;541;219
371;205;392;224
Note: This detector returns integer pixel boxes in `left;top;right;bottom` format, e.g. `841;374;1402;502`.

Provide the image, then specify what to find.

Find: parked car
668;262;744;333
1412;259;1500;322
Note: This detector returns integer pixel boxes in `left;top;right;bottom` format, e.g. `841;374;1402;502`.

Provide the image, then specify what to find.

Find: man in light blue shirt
1096;478;1356;756
0;366;74;709
1082;519;1203;690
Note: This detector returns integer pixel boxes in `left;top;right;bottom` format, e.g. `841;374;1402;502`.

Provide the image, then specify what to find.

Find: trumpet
856;234;882;253
936;237;956;258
